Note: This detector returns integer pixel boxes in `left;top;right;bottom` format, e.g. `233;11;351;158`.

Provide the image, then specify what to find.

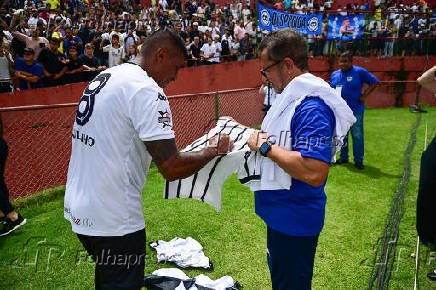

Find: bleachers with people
0;0;434;90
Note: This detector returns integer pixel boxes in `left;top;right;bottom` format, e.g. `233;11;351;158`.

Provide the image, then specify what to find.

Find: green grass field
1;107;435;289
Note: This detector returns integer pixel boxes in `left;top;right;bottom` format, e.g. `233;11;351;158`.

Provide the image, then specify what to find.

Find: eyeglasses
260;60;283;78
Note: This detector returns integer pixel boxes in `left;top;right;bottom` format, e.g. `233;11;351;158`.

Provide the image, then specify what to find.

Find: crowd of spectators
268;0;436;57
0;0;260;92
0;0;434;92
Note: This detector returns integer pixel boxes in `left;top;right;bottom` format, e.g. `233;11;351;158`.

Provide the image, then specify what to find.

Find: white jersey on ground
149;237;212;269
64;63;175;236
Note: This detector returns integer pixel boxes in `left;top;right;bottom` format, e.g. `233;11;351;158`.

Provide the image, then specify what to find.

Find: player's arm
144;134;233;181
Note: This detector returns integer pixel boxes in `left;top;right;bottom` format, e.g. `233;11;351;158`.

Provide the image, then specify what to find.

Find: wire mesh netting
2;105;77;199
2;88;263;199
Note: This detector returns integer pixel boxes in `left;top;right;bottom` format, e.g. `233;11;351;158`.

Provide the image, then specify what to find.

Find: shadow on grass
333;163;400;179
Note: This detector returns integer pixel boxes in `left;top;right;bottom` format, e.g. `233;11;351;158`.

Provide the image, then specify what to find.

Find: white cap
193;22;199;26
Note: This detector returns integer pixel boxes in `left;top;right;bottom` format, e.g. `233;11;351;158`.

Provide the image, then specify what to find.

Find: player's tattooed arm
144;134;233;181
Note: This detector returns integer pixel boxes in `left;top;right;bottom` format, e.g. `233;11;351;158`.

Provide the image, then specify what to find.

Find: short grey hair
258;28;308;71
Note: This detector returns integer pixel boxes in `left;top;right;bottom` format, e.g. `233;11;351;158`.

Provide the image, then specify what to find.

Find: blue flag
327;14;364;40
258;2;322;35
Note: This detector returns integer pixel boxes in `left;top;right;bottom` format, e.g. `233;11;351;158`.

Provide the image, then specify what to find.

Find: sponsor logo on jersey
347;76;353;82
158;110;172;128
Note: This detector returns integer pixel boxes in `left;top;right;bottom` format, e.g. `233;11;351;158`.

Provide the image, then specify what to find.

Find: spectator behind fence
37;37;67;87
0;38;13;93
101;34;125;68
0;114;26;236
79;43;106;82
415;65;436;282
63;27;83;58
212;35;221;64
230;36;240;61
238;33;253;61
1;17;49;59
188;36;201;66
126;44;138;62
65;45;83;84
330;51;379;170
14;47;43;90
200;36;217;65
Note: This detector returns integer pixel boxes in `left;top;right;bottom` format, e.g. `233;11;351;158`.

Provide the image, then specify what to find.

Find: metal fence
1;88;263;200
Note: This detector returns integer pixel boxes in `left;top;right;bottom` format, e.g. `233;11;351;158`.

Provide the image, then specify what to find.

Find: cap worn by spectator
23;47;35;54
193;22;198;26
49;37;61;44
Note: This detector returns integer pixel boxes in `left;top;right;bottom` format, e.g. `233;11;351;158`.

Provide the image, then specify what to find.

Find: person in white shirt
212;35;222;63
159;0;169;12
230;36;240;61
101;34;125;68
259;80;277;116
241;4;251;23
200;37;217;65
64;28;232;290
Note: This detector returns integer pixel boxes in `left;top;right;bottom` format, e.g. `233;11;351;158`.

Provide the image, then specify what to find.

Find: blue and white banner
327;14;364;40
258;2;322;35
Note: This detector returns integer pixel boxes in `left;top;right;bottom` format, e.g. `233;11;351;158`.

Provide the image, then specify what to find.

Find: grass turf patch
0;107;435;289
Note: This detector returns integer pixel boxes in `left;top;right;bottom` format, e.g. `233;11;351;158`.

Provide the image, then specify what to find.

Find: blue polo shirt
14;57;43;90
330;65;379;114
255;97;335;237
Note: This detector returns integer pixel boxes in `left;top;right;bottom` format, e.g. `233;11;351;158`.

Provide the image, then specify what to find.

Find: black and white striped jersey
163;117;258;211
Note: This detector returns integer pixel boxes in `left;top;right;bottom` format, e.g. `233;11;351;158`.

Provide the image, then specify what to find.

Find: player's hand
208;133;233;155
248;130;268;151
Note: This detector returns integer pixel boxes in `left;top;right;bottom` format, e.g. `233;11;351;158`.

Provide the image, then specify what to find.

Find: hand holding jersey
208;133;234;155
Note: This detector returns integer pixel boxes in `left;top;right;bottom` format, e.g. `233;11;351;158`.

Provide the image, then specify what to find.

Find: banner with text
258;2;322;35
327;14;364;40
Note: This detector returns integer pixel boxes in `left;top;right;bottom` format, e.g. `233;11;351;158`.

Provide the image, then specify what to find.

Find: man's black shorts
77;228;146;290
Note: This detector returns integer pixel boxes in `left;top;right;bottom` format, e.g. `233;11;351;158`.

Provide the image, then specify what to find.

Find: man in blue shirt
14;48;43;90
247;29;354;290
330;51;378;170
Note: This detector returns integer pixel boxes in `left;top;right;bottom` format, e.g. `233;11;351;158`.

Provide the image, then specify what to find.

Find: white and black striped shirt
163;117;258;211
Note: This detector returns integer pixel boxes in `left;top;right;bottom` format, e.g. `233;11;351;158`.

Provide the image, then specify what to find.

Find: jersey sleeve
128;85;175;142
291;97;336;163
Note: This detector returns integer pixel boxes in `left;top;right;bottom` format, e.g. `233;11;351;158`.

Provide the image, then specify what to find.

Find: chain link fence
1;104;77;200
3;80;428;200
2;88;262;200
